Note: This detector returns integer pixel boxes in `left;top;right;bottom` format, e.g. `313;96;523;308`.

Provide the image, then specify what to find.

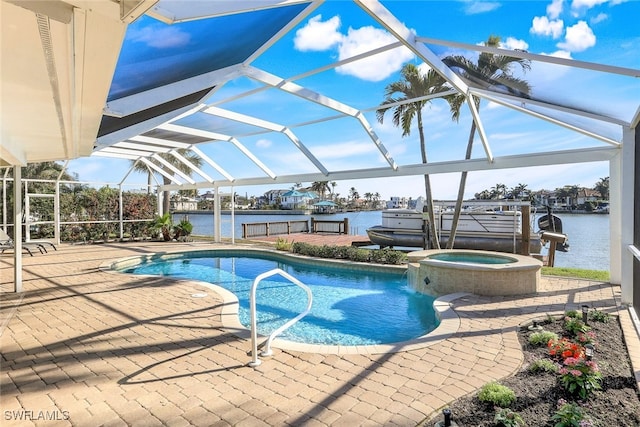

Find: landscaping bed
425;310;640;426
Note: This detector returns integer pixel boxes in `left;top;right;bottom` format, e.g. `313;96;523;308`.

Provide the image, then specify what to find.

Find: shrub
528;358;558;374
552;399;593;427
558;357;602;399
564;316;591;336
151;213;173;241
564;310;580;319
477;382;516;407
290;242;406;265
494;407;524;427
351;248;371;262
528;330;558;346
382;248;407;265
275;237;292;251
173;218;193;241
292;242;314;256
589;309;611;323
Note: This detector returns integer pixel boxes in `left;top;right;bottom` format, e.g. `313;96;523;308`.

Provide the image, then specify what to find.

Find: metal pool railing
248;268;313;367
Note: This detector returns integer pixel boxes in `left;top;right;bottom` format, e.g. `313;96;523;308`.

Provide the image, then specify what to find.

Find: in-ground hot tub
407;249;542;296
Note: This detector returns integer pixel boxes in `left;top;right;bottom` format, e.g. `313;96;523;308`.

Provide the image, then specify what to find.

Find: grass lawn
541;267;610;282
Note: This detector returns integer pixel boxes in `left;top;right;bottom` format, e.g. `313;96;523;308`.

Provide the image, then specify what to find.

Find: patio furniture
0;229;47;256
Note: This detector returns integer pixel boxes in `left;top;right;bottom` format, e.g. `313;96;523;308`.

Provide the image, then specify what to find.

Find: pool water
428;252;515;264
122;251;439;346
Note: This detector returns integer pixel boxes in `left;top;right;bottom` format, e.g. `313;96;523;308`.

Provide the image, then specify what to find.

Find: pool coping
100;248;465;355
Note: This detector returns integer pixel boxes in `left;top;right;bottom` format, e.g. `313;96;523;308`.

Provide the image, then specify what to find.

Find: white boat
366;201;559;254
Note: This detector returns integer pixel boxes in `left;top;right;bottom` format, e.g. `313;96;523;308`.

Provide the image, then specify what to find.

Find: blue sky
69;0;639;201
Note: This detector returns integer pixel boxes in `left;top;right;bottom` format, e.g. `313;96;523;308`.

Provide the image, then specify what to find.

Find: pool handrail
248;268;313;367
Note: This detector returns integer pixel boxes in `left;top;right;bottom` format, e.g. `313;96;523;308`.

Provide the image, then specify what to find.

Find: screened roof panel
75;0;638;191
107;4;310;101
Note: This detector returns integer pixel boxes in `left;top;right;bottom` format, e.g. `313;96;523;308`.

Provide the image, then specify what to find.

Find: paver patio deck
1;241;638;426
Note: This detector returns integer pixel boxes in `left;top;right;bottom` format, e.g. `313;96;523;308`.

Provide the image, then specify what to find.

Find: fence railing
311;218;349;234
242;220;310;238
242;218;350;238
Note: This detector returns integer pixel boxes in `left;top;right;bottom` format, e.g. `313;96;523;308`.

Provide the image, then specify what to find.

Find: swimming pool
117;249;440;346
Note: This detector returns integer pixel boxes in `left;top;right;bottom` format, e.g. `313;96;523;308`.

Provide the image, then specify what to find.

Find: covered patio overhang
1;0;638;317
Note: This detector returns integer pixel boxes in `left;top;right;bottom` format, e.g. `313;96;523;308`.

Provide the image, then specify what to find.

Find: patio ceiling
2;0;639;189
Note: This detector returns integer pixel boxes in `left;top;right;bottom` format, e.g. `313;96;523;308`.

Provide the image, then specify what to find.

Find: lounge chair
0;229;47;256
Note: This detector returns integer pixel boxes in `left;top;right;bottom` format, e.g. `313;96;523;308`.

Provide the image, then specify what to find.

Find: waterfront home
281;189;319;210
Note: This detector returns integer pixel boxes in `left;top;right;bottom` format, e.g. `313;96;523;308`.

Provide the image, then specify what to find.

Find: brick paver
1;241;638;426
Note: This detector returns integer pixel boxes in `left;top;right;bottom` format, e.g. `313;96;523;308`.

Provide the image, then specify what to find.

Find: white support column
13;166;22;292
618;127;635;304
231;187;235;244
214;186;221;243
119;185;124;240
24;181;30;242
156;186;162;215
54;181;60;244
609;151;622;285
2;176;7;229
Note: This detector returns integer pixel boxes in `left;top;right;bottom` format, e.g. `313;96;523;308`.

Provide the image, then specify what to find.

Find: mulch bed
425;313;640;426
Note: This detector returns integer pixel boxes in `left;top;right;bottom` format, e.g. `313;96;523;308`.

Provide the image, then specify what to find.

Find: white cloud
128;26;190;49
417;62;432;76
547;50;574;60
502;37;529;51
293;15;413;81
463;1;501;14
590;12;608;24
293;15;343;51
335;26;414;82
557;21;596;52
530;16;564;39
255;139;272;148
547;0;564;19
526;50;573;85
571;0;608;10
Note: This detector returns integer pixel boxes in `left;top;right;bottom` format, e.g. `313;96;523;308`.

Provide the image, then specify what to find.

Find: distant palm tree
310;181;331;200
443;35;531;248
594;177;609;200
474;189;492;200
131;150;203;215
330;181;337;200
491;183;507;199
374;192;381;209
377;63;448;249
349;187;359;208
364;192;373;208
510;183;529;200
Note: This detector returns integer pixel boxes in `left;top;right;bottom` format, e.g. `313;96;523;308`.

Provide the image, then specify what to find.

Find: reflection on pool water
427;252;516;264
120;250;439;346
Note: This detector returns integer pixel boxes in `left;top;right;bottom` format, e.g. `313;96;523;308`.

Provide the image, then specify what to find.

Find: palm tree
491;183;507;199
131;150;203;215
443;35;531;248
594;177;609;200
364;192;373;208
474;189;492;200
330;181;337;200
348;187;359;209
376;63;448;249
510;183;529;200
310;181;331;200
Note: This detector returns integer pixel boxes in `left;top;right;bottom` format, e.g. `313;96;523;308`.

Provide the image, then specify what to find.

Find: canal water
177;210;611;272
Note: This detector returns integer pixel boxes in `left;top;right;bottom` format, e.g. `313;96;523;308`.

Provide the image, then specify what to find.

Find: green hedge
289;242;407;265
